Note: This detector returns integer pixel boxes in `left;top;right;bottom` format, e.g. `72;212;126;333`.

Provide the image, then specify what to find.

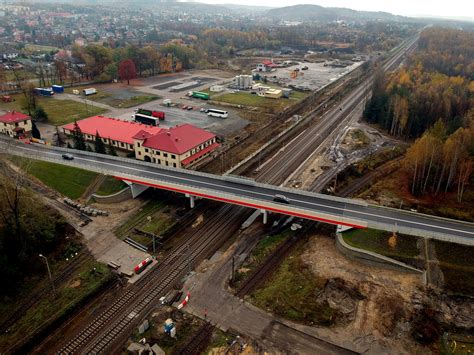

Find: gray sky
200;0;474;19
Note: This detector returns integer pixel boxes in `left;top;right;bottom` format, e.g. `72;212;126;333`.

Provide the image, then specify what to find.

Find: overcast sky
200;0;474;19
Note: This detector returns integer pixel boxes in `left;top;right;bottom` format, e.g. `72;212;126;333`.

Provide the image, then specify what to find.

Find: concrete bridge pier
260;209;268;224
125;182;149;198
185;194;196;208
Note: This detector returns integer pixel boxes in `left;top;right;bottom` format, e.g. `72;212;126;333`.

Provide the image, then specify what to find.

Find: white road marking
4;141;474;237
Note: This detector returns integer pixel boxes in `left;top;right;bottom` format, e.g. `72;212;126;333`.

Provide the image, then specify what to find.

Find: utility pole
39;254;56;296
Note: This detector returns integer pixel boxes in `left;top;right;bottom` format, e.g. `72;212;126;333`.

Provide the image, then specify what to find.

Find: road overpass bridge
1;137;473;245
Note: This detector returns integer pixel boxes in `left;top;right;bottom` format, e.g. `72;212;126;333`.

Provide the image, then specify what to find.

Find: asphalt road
1;136;473;244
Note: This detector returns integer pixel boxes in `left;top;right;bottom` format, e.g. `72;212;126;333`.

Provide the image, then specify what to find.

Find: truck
136;108;165;120
134;113;160;126
34;87;54;96
82;88;97;96
191;91;210;100
52;85;64;93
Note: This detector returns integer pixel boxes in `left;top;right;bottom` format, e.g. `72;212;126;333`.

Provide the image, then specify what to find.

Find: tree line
363;27;473;200
0;162;67;295
364;27;473;139
404;115;473;202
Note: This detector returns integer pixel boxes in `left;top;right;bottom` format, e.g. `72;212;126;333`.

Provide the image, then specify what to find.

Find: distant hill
265;4;405;22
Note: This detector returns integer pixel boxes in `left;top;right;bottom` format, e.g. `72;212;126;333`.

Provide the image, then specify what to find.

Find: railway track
58;205;248;354
55;36;419;354
172;323;214;355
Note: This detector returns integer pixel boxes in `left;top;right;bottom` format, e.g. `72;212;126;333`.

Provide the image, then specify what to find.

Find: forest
364;27;473;200
0;165;67;295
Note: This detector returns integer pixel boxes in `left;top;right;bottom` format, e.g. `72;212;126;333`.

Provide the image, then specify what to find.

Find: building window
120;142;124;147
145;148;149;153
165;161;168;166
138;151;141;155
171;154;176;159
173;163;176;168
137;142;141;147
163;153;168;158
158;159;161;164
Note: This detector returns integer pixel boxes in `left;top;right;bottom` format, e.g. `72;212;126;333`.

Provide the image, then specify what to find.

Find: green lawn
13;158;98;199
213;91;308;112
95;176;127;196
114;200;167;238
0;260;112;352
342;228;420;265
25;44;60;52
432;240;474;296
0;94;107;126
251;242;337;326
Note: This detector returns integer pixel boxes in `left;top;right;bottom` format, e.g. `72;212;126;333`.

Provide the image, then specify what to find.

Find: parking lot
267;60;363;91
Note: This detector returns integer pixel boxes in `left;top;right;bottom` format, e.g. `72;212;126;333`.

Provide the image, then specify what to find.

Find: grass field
251;241;337;326
213;90;308;112
25;44;60;52
13;158;98;199
0;259;112;352
432;240;474;296
342;228;420;266
0;94;107;125
114;199;167;238
95;176;127;196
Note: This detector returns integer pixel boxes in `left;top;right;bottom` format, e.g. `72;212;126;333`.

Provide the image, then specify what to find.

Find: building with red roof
62;115;162;152
134;124;219;168
256;59;278;72
0;111;32;138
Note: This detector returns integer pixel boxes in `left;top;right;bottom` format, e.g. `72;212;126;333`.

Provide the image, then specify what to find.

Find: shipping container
83;88;97;96
52;85;64;93
191;91;210;100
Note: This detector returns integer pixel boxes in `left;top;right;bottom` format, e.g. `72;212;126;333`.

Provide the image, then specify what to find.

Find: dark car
273;194;290;204
62;153;74;160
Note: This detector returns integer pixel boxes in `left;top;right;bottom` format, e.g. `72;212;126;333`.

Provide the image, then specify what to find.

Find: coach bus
207;109;228;119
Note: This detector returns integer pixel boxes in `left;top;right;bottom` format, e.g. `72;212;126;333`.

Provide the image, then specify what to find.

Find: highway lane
2;136;473;244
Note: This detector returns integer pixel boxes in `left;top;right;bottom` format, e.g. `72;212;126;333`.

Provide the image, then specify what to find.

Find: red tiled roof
62;116;161;145
132;130;154;140
181;142;220;166
261;60;277;67
0;111;30;124
142;124;217;154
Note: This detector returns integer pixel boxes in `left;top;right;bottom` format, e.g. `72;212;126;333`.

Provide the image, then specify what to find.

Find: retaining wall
91;186;133;204
336;232;425;276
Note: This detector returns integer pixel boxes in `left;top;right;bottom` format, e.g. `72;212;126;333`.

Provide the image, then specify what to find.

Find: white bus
207;109;228;119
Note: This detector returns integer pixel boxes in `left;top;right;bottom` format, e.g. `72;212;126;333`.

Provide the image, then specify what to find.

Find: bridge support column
124;182;149;198
185;194;195;208
260;209;268;224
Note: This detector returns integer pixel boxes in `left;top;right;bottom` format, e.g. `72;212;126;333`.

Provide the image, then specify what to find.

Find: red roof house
134;124;219;167
0;111;30;124
62;115;162;150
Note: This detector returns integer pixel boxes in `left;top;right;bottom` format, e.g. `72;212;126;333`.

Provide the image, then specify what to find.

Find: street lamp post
39;254;56;296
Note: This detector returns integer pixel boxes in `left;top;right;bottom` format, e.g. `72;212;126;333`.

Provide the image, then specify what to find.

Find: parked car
62;153;74;160
187;106;193;110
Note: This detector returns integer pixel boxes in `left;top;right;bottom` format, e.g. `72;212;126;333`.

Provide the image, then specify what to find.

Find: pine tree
33;106;48;122
94;130;106;154
86;144;93;152
72;121;86;151
107;140;117;156
31;121;41;139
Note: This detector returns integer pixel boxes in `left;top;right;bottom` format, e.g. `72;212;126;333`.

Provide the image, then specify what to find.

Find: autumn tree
118;59;137;85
